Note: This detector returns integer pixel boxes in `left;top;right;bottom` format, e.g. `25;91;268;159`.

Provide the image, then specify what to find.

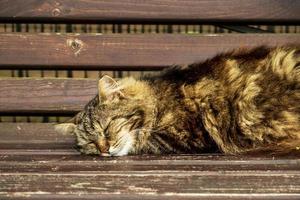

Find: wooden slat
0;123;75;149
0;33;299;70
1;172;300;199
0;0;299;23
0;78;97;114
1;195;300;200
0;123;299;199
1;150;300;172
0;152;299;200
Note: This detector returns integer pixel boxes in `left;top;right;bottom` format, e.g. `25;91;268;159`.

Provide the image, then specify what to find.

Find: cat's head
55;75;153;156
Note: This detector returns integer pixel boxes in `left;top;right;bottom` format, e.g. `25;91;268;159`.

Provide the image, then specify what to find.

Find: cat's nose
96;139;110;155
99;147;110;156
100;152;110;157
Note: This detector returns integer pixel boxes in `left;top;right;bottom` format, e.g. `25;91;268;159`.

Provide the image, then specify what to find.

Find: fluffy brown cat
55;46;300;156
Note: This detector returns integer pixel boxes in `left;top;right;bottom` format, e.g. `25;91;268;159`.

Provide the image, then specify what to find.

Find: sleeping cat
55;46;300;156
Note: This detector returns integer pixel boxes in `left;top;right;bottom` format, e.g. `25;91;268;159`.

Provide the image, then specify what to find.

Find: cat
55;45;300;156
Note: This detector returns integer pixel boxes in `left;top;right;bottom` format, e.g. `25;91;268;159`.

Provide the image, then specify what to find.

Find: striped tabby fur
56;46;300;156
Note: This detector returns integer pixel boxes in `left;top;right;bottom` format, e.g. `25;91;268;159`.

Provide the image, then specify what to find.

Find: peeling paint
4;191;51;197
70;182;91;188
128;185;158;193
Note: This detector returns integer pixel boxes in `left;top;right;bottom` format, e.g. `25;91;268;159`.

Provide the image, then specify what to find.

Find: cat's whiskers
109;127;159;156
109;130;134;156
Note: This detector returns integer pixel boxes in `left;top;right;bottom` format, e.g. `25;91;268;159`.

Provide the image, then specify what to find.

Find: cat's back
149;45;300;153
151;45;297;82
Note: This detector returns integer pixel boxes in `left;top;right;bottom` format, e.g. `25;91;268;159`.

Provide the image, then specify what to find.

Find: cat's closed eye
77;142;100;155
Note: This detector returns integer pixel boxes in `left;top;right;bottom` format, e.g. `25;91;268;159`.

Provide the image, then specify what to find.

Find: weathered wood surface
0;34;299;70
0;0;299;23
0;154;300;199
1;170;300;199
0;78;97;114
0;123;299;199
0;123;75;149
1;152;300;200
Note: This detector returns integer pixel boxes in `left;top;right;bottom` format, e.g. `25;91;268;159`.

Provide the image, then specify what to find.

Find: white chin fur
109;131;134;156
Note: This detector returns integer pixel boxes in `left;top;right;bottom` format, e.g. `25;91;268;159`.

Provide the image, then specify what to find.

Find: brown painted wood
1;196;300;200
0;123;299;199
0;171;300;198
0;123;75;149
0;0;299;23
0;122;299;169
0;149;299;162
0;78;97;114
1;152;300;172
0;153;300;199
0;33;299;70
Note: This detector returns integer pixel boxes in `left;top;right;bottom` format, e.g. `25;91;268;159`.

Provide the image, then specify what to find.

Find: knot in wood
67;39;84;57
52;8;61;16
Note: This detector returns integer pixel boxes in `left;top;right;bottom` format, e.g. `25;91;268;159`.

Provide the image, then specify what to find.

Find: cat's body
56;46;300;156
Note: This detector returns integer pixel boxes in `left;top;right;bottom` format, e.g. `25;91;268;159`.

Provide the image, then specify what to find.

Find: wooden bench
0;1;300;199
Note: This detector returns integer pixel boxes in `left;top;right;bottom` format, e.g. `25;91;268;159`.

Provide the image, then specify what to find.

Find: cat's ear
98;75;124;102
54;123;76;135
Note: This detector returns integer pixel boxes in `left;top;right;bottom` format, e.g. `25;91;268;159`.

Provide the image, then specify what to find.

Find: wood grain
0;123;75;149
0;0;299;23
1;173;300;196
0;195;300;200
0;33;299;70
0;152;299;200
0;123;299;199
1;151;300;172
0;78;97;114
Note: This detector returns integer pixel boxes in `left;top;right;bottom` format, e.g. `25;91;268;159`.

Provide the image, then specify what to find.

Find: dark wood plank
1;123;299;199
0;78;97;114
0;34;299;70
1;195;300;200
0;149;299;162
1;172;300;198
1;152;299;200
0;0;299;23
1;152;299;172
0;123;299;171
0;123;75;149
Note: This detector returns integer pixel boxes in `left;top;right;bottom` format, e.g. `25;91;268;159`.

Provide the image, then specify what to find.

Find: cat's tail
242;139;300;156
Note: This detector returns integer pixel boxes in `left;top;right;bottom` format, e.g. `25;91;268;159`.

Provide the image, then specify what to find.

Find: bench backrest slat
0;1;299;115
0;33;299;70
0;0;299;23
0;78;97;114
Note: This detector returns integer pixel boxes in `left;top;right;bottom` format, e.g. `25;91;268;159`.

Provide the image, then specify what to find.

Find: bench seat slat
1;172;300;198
0;33;299;70
0;124;299;199
0;0;299;23
1;153;299;172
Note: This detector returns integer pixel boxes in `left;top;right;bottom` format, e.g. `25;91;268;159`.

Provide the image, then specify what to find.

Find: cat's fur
55;46;300;156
